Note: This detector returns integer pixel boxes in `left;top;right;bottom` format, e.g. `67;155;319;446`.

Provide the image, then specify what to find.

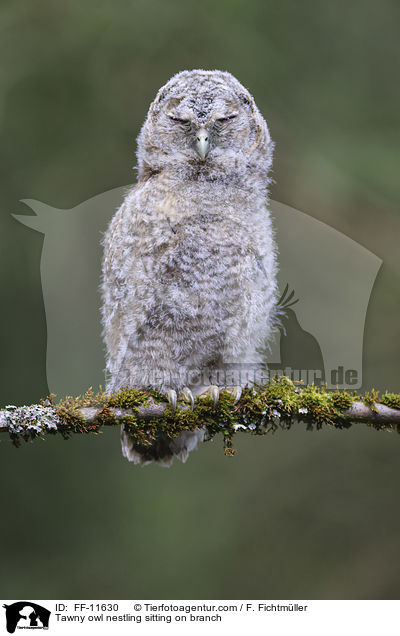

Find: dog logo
3;602;50;633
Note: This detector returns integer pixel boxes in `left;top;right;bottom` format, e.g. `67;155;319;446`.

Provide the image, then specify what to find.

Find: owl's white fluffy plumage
102;69;278;465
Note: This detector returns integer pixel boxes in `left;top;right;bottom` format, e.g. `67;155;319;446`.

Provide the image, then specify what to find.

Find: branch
0;379;399;455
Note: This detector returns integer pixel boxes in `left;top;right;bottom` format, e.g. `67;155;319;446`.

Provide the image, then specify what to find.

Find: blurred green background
1;0;399;599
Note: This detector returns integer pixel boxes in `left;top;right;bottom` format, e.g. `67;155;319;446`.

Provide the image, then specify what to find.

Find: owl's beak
194;127;210;161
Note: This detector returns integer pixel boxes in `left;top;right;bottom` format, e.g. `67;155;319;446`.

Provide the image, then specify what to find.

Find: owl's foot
168;386;241;411
199;385;242;408
167;389;177;411
224;385;242;403
166;387;195;412
179;386;195;410
199;385;220;408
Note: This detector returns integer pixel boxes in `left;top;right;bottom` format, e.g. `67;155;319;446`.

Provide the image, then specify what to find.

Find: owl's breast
155;212;258;318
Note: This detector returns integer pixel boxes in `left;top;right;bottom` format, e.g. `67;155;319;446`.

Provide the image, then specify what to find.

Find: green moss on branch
1;377;400;455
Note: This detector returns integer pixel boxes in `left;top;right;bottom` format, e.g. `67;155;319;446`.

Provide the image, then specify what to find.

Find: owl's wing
102;196;155;388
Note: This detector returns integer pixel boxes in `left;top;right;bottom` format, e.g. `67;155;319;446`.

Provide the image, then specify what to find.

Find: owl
102;69;278;466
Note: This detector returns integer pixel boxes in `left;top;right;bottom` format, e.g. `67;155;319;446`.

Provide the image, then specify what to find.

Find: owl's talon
199;385;220;408
179;387;195;410
167;389;177;411
224;385;242;403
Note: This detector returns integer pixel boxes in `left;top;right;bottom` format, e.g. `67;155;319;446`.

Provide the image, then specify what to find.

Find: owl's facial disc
160;93;249;167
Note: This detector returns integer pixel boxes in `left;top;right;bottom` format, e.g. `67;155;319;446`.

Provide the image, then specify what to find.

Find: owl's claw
224;385;242;403
199;385;242;408
171;385;241;412
199;385;220;408
167;389;177;412
179;387;195;410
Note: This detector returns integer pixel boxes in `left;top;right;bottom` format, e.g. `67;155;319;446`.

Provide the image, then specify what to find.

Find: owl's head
137;69;274;187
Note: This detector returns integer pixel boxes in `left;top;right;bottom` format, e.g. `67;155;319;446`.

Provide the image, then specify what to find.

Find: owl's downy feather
101;69;278;466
